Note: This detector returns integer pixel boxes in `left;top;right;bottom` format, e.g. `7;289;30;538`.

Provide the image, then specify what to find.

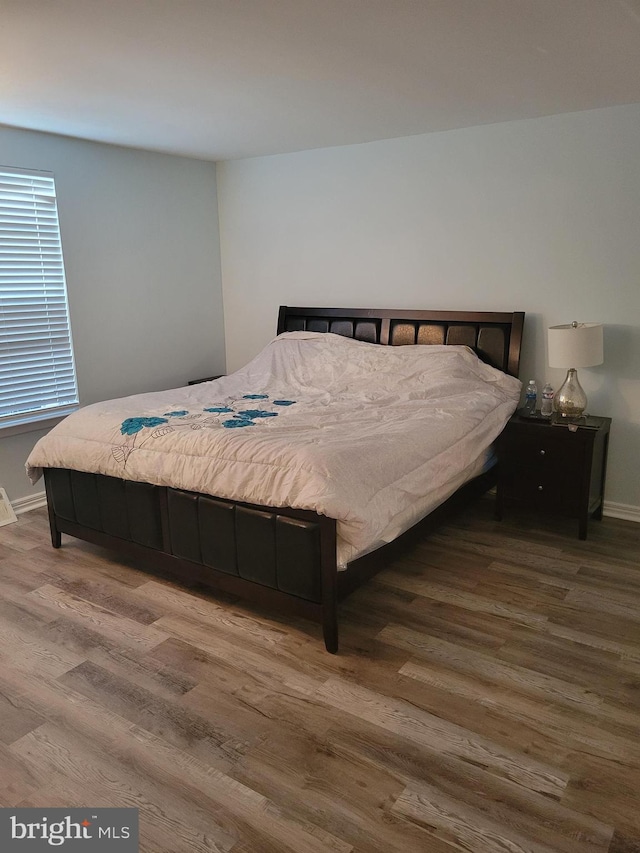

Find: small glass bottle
541;383;554;417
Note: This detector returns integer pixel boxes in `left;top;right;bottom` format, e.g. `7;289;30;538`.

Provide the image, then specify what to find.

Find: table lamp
548;321;603;419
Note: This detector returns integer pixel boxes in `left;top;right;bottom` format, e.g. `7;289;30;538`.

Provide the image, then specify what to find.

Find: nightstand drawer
499;431;585;472
500;467;581;512
499;429;587;512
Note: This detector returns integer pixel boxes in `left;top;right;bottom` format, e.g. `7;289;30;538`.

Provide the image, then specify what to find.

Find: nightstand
187;375;223;385
495;413;611;539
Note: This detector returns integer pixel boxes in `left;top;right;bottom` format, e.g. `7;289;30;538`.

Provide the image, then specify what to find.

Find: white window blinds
0;167;78;427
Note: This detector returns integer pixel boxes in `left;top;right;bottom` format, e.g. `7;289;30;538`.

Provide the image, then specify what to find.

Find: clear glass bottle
541;382;554;417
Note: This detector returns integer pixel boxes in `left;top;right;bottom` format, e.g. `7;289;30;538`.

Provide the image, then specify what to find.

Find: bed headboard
277;307;525;377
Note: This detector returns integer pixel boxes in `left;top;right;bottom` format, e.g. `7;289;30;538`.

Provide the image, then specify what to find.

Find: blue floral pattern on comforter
113;394;297;467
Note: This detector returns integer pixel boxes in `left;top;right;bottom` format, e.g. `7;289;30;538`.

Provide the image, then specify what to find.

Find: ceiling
1;0;640;162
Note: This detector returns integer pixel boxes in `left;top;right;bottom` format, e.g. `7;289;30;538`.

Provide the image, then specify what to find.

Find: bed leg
320;518;339;653
44;473;62;548
47;510;61;548
322;605;339;654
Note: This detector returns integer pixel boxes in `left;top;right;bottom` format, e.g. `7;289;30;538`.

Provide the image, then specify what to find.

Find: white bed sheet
27;332;521;567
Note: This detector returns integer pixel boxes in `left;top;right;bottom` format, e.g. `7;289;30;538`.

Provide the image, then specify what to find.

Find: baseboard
603;501;640;524
12;490;47;515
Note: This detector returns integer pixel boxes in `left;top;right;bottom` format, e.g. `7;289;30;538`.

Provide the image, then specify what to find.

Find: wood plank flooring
1;502;640;852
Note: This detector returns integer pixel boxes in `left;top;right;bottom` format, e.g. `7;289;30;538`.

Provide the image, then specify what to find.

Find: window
0;166;78;429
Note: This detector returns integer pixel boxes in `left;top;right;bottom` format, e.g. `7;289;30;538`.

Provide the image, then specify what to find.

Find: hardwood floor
1;502;640;852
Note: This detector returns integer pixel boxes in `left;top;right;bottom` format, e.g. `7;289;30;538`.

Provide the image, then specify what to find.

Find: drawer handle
539;449;546;456
537;485;544;491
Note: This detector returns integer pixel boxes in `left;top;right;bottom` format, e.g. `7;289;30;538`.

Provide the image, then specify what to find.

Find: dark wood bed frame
44;307;524;652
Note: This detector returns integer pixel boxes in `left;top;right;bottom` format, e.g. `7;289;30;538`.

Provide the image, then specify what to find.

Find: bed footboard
44;469;339;652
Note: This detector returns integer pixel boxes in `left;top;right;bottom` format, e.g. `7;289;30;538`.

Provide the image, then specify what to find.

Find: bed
27;307;524;652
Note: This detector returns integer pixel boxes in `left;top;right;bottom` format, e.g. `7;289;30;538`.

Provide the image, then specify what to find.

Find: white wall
218;104;640;514
0;126;224;502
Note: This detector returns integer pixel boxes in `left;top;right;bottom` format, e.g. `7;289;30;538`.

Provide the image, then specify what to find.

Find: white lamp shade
548;322;603;368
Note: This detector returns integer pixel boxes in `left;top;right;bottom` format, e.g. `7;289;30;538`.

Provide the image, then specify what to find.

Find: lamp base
553;368;588;420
